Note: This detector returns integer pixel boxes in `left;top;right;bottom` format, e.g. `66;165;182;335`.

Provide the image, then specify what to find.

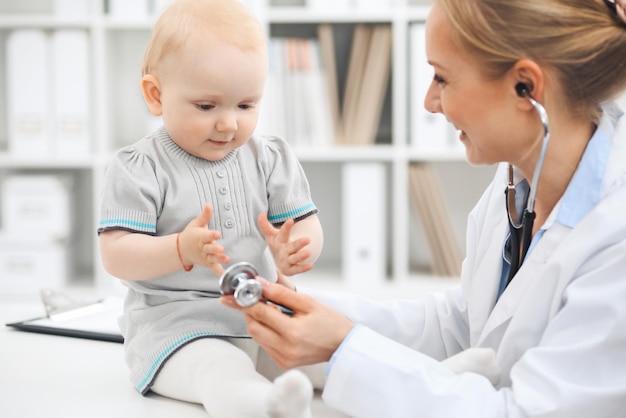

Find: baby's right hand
178;204;229;275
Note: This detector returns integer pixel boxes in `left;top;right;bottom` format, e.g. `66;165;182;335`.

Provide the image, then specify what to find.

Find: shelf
407;150;468;162
268;5;430;23
102;18;155;30
0;16;93;29
293;145;397;162
0;0;495;294
0;153;95;169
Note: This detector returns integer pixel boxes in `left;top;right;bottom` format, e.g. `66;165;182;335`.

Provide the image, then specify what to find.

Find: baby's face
157;35;268;161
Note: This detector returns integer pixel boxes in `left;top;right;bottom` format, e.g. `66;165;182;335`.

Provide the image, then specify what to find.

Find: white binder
53;0;94;17
51;30;91;157
108;0;149;18
342;163;386;284
409;23;460;156
6;30;51;157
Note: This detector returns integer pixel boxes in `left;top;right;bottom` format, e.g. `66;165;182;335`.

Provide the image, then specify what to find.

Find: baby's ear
141;74;163;116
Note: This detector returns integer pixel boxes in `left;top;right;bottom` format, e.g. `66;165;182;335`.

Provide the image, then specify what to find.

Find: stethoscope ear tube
505;94;549;285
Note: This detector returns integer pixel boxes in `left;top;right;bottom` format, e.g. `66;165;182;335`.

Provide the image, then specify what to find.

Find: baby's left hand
258;213;313;277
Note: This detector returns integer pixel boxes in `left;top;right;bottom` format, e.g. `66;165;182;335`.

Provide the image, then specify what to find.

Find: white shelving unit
0;0;495;296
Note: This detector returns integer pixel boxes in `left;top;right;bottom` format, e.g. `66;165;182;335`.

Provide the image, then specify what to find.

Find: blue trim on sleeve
268;203;316;222
98;219;156;230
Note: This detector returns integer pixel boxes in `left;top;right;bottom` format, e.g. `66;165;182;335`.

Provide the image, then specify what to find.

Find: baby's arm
258;213;323;277
99;204;229;280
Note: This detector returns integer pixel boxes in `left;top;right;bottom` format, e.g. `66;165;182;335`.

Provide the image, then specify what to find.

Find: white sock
266;370;313;418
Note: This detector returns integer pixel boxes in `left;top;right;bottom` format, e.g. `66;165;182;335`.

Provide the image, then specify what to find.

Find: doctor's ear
141;74;164;116
510;59;544;102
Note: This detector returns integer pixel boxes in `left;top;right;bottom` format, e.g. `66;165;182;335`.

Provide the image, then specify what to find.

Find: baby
98;0;323;417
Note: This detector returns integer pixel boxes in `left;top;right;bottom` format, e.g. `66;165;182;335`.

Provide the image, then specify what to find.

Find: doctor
222;0;626;416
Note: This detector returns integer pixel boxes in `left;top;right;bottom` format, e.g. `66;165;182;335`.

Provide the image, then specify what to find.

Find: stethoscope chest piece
219;262;263;308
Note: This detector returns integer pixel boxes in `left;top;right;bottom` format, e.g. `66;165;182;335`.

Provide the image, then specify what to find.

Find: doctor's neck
521;112;595;232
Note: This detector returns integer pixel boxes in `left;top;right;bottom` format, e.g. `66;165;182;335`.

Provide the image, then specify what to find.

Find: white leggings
151;337;325;418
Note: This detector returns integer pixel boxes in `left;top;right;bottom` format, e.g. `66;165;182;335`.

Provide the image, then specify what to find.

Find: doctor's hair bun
438;0;626;121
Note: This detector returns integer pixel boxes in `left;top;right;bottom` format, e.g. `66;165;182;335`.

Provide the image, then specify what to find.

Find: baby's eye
197;104;214;111
239;104;252;110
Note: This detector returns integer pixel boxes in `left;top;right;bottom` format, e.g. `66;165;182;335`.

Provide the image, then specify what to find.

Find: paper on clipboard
6;296;124;343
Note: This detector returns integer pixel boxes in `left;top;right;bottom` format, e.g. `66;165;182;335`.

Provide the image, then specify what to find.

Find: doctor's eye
433;74;446;85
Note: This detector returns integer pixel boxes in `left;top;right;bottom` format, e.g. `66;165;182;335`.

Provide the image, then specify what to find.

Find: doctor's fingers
255;284;354;364
259;279;317;312
240;304;300;367
243;306;326;369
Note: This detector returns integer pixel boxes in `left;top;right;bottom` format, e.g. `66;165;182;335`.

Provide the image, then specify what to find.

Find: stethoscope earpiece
515;82;530;98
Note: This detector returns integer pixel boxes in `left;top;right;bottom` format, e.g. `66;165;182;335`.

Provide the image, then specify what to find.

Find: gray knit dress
98;127;317;394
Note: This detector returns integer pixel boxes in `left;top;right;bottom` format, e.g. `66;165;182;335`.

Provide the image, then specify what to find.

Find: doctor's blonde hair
437;0;626;120
142;0;266;77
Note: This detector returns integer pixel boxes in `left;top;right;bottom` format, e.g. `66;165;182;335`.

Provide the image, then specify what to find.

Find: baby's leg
441;347;501;385
151;338;312;418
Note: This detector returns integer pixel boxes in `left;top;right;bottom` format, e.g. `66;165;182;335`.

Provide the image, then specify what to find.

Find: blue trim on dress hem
136;332;248;393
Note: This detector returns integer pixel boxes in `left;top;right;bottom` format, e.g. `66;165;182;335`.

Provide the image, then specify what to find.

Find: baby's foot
442;347;501;385
266;369;313;418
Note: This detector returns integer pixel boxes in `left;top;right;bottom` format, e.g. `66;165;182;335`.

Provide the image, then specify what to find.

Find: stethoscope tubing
505;94;550;283
525;96;551;214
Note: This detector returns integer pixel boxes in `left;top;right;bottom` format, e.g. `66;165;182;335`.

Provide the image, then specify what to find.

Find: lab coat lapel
476;224;567;345
466;214;507;345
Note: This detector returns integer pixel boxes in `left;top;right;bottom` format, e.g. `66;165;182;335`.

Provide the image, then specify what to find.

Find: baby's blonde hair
438;0;626;120
142;0;266;76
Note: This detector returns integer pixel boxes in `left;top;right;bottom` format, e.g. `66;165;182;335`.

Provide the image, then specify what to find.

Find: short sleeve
259;135;318;225
97;147;161;235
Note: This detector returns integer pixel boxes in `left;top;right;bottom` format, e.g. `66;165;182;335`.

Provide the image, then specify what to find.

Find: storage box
1;175;73;240
0;236;68;293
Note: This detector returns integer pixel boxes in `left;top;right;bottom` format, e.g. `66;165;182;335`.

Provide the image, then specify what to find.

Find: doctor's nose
424;82;442;114
216;110;238;132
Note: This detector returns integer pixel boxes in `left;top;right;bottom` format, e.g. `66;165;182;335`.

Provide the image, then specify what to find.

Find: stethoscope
219;262;294;315
504;83;551;285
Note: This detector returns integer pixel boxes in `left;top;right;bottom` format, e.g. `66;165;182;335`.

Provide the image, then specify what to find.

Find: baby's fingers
202;243;230;264
276;218;295;245
279;262;313;276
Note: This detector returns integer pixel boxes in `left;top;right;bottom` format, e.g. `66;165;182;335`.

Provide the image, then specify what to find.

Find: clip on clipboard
5;289;124;343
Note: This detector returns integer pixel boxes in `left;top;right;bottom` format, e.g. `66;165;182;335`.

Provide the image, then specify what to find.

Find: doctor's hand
221;278;354;369
258;213;314;277
178;203;229;276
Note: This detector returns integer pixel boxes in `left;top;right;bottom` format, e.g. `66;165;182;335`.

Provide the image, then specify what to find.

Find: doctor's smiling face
423;2;529;166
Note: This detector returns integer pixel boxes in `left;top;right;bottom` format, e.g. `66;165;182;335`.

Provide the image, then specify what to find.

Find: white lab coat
307;104;626;418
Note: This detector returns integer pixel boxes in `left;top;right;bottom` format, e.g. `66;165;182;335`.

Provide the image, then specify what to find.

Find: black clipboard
5;297;124;344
